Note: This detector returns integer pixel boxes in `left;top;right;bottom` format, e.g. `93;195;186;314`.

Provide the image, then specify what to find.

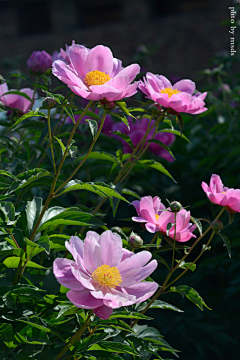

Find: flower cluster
53;230;158;319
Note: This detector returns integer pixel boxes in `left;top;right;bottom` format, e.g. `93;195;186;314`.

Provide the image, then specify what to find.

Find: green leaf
166;222;174;237
86;119;98;138
0;323;14;343
176;259;196;272
25;236;51;255
60;180;128;202
0;201;20;225
25;197;43;236
122;188;140;199
0;248;23;259
190;216;202;236
146;139;175;159
11;109;47;129
110;131;134;150
0;170;18;181
170;285;211;310
158;129;190;143
3;256;47;269
7;169;51;195
111;112;130;130
3;90;32;101
85;350;124;360
137;159;176;182
218;233;231;258
77;151;119;164
54;136;66;156
115;101;135;119
88;341;139;355
75;333;107;353
109;311;152;320
149;300;183;312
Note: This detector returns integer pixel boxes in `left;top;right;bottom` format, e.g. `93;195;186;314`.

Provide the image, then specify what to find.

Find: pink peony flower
0;83;35;114
139;73;207;115
58;40;76;64
132;196;196;242
52;44;140;101
202;174;240;213
53;230;158;319
111;117;175;161
27;50;53;74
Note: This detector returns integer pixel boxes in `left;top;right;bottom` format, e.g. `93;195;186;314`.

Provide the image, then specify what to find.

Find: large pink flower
52;44;140;101
131;196;166;233
139;73;207;115
111;117;175;161
132;196;196;242
202;174;240;213
0;83;35;114
53;230;158;320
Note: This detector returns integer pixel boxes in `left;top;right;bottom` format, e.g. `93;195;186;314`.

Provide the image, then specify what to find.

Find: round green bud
128;232;143;248
212;220;223;231
170;201;182;212
42;97;56;109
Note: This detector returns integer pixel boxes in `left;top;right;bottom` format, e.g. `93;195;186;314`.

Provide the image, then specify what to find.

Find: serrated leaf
218;233;231;258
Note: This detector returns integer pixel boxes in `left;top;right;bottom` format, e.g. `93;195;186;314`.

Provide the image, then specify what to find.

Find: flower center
92;264;122;288
155;214;159;221
160;87;181;98
84;70;111;87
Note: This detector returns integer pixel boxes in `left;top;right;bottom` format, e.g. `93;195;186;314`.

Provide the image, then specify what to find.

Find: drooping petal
67;289;103;309
53;258;84;290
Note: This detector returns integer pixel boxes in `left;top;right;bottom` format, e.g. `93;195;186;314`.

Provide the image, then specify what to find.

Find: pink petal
173;79;196;95
121;248;134;262
139;196;156;223
94;304;113;319
145;222;158;233
65;236;84;265
85;45;113;74
131;200;141;216
134;259;158;282
68;85;102;101
67;289;103;309
110;58;123;77
210;174;224;193
117;64;140;83
107;75;130;91
71;264;95;290
98;230;123;268
118;251;152;273
53;258;84;290
157;75;172;88
83;235;102;274
124;281;158;303
89;84;121;99
68;44;89;80
52;60;87;88
132;216;148;223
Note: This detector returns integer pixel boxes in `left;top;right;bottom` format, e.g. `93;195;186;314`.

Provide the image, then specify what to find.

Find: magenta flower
53;230;158;320
132;196;166;233
202;174;240;213
132;196;196;242
27;51;53;74
139;72;207;115
0;83;35;114
111;117;175;161
52;44;140;101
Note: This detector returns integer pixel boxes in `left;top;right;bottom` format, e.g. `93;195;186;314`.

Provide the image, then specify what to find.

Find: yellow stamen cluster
160;87;181;98
155;214;160;221
84;70;111;87
92;264;122;289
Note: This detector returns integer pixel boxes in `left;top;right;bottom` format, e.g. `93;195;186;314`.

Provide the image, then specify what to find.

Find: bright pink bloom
53;230;158;319
0;83;35;114
27;51;52;74
132;196;166;233
52;44;140;101
132;196;196;242
202;174;240;213
139;73;207;115
58;40;76;64
111;118;175;161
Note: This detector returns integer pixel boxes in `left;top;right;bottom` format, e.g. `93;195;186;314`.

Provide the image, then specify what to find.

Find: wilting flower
0;83;35;114
27;50;53;74
111;117;175;161
52;44;140;101
139;73;207;115
53;230;158;319
202;174;240;213
132;196;196;241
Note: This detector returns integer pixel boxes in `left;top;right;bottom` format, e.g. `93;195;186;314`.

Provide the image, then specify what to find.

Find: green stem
31;75;39;109
53;310;93;360
47;109;56;175
171;213;177;269
146;232;159;251
53;109;107;196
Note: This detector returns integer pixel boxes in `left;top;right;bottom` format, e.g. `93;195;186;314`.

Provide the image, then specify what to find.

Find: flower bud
128;232;143;248
212;220;223;232
170;201;182;212
27;50;53;74
42;97;56;109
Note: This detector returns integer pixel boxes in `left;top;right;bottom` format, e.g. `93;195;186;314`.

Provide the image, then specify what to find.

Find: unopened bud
128;232;143;248
42;97;56;109
170;201;182;212
212;220;223;232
